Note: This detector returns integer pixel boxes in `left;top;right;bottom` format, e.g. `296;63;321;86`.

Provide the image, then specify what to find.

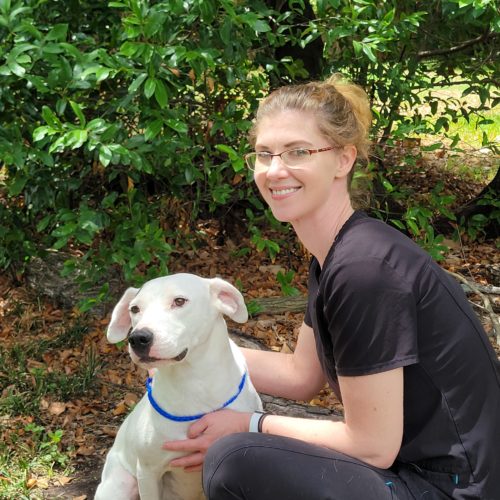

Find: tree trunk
265;0;324;80
455;165;499;237
434;166;499;238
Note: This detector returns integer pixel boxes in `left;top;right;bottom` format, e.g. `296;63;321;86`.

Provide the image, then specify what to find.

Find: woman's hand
162;409;251;472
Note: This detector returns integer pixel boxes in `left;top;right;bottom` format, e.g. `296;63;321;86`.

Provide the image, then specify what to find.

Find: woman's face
252;109;353;224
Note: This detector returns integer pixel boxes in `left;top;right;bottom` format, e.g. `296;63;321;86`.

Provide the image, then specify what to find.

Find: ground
0;154;499;499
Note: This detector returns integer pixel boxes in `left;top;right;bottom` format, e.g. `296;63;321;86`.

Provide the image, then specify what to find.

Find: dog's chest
120;398;190;468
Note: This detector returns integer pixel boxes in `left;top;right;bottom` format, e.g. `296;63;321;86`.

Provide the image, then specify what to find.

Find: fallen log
25;253;499;345
229;329;342;420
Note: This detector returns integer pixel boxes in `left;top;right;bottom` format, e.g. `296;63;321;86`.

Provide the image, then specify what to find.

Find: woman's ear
335;144;357;179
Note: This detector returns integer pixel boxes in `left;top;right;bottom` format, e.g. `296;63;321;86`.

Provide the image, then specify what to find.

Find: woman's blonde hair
248;74;372;186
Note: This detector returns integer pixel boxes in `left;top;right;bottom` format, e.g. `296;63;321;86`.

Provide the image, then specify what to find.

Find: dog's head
106;274;247;367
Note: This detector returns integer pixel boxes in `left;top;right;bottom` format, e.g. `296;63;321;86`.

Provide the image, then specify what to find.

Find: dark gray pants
203;433;452;499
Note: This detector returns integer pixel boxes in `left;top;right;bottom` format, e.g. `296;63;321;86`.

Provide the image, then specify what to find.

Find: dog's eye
130;305;140;314
173;297;187;308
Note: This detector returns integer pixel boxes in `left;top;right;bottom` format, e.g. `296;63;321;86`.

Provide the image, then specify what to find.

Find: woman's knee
203;433;256;499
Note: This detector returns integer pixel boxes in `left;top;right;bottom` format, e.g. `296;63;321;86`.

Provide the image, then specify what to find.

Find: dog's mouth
173;348;188;362
138;348;188;364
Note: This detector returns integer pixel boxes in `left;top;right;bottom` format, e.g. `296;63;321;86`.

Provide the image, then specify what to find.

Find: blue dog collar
146;371;247;422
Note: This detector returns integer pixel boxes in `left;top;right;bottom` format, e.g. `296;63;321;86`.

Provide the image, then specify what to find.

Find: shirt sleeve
323;256;419;376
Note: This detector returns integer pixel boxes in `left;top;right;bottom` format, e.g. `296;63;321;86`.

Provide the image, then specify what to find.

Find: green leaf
144;77;156;98
154;80;168;108
145;119;163;141
7;60;26;77
52;222;77;238
165;119;188;134
407;219;420;236
33;126;54;142
421;142;443;151
383;8;395;24
36;215;53;232
95;66;111;82
215;144;238;158
128;73;147;94
99;145;113;167
45;23;68;41
70;101;86;126
70;129;88;149
381;178;394;192
239;13;271;32
8;175;27;196
352;40;362;56
42;106;62;129
362;44;377;63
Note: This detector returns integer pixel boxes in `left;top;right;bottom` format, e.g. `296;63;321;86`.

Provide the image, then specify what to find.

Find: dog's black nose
129;329;153;355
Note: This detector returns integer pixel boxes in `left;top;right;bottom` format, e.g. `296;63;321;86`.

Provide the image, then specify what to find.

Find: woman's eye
173;297;187;307
130;305;140;314
290;148;309;158
256;152;272;161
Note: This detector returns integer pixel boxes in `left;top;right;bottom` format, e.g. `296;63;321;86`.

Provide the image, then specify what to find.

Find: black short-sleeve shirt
304;211;500;499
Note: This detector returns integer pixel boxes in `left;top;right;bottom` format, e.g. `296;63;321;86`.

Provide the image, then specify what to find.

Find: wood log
229;329;343;420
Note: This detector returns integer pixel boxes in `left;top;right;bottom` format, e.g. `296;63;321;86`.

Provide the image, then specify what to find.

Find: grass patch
0;315;101;499
408;80;500;152
0;421;71;499
446;110;500;149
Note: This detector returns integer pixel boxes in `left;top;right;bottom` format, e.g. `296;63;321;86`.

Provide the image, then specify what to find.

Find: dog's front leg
136;461;163;500
95;446;139;500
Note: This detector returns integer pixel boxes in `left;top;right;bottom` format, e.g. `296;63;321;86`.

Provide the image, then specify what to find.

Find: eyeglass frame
244;146;342;172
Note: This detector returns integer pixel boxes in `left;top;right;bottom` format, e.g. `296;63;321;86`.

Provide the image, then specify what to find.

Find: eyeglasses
244;146;341;172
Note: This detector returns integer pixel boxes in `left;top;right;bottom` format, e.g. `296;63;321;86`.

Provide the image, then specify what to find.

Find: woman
164;75;500;499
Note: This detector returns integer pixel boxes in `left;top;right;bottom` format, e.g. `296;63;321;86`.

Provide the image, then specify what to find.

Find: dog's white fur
95;273;262;500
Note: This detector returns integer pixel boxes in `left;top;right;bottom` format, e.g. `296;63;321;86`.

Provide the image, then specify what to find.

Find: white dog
95;273;263;500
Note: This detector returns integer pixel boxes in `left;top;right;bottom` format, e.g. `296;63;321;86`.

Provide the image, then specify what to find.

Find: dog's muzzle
128;329;188;363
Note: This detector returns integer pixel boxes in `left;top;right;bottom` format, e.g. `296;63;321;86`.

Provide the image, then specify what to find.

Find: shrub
1;0;498;288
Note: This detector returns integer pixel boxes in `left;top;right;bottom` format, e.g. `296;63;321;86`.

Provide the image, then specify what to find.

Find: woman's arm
242;321;326;401
165;280;404;471
259;367;404;469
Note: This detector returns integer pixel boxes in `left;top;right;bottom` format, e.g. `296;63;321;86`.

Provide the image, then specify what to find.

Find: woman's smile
270;186;302;199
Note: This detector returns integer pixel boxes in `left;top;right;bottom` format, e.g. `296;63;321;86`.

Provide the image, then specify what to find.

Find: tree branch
446;270;500;346
417;31;497;60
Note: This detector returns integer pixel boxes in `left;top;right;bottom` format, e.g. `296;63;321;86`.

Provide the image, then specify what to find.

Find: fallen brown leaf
49;401;67;416
113;402;127;416
76;445;95;456
124;392;138;407
56;476;73;486
102;426;117;437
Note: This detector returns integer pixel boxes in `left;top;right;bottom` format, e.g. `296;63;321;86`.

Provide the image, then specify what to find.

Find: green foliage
460;189;500;240
23;424;68;469
246;300;263;316
277;269;301;296
376;179;457;260
250;226;281;260
0;0;278;278
0;0;498;289
0;422;69;499
312;0;499;144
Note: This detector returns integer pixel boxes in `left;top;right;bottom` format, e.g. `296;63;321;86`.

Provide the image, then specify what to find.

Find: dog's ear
107;287;139;343
209;278;248;323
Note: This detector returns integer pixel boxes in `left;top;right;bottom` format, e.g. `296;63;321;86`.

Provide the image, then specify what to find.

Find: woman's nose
266;155;288;177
